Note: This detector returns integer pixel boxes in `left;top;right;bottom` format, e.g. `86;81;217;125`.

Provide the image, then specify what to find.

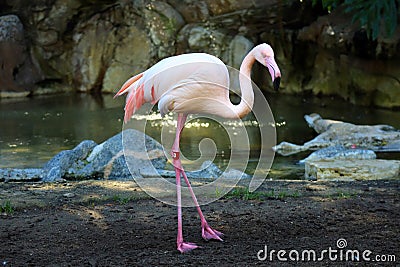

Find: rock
274;113;400;155
168;0;209;23
221;168;251;179
101;26;151;93
0;168;43;182
68;129;167;180
43;129;166;182
299;145;376;164
228;35;253;69
305;159;400;181
63;193;75;198
178;24;230;57
144;1;185;58
0;15;41;93
42;140;98;182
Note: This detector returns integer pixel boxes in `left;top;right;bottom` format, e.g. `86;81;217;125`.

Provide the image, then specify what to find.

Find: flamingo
114;43;281;253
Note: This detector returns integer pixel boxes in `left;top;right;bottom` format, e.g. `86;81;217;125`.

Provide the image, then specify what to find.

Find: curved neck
231;50;255;118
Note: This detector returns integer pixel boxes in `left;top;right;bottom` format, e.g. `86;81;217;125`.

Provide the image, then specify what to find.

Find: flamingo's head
254;43;281;90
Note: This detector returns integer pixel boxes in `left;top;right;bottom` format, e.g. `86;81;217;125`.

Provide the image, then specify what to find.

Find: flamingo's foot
202;223;224;241
177;241;200;253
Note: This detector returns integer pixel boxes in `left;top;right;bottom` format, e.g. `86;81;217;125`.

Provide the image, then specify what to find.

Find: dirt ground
0;179;399;266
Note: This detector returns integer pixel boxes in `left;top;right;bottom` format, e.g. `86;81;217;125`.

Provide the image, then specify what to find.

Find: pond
1;93;399;178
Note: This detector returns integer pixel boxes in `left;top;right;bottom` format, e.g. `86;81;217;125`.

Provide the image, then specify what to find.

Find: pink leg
173;114;223;253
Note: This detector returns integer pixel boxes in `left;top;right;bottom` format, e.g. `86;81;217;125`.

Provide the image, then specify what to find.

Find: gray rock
0;14;39;93
67;129;167;180
0;15;24;42
42;140;98;182
0;168;43;182
144;1;185;58
299;145;376;164
228;35;253;69
305;159;400;181
274;113;400;155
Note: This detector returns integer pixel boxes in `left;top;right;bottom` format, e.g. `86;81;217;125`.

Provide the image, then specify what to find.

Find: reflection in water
1;93;400;172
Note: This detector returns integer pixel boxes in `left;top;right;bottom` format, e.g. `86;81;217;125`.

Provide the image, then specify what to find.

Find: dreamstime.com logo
257;238;397;263
121;63;276;207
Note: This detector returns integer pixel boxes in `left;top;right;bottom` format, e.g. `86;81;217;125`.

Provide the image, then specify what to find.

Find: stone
221;168;251;179
0;15;40;93
102;26;151;93
274;113;400;155
41;130;167;181
168;0;209;23
144;1;185;58
0;168;43;182
71;129;167;180
42;140;98;182
299;145;376;164
228;35;253;69
305;159;400;181
63;193;75;198
178;24;229;58
0;15;24;42
71;15;115;92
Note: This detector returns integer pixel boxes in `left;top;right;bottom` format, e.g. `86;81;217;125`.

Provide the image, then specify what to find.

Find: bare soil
0;179;399;266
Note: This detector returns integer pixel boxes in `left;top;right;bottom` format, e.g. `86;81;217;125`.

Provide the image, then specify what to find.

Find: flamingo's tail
114;72;144;98
114;72;145;123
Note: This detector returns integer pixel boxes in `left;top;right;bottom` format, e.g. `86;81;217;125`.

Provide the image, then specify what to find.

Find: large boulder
42;140;98;182
0;15;41;95
42;129;167;181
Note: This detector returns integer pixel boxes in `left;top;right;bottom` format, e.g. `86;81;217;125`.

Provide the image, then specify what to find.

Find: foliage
312;0;399;40
0;200;14;214
225;187;301;201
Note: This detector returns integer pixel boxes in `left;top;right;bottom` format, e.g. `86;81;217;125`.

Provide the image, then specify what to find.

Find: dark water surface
1;93;399;173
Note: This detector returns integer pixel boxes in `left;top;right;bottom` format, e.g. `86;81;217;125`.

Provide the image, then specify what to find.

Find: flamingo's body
115;43;281;253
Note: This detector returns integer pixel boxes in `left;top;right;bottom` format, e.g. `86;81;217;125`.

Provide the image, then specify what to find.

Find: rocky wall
0;0;399;108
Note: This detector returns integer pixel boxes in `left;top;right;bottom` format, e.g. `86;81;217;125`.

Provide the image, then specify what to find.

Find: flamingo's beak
266;57;281;91
273;77;281;91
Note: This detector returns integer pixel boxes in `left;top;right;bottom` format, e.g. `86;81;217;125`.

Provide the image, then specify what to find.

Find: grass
330;190;359;199
0;200;14;214
224;187;301;201
110;194;137;205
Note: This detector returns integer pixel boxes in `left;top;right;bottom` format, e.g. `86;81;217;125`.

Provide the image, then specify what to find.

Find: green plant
336;190;358;199
112;195;131;205
345;0;398;39
313;0;398;39
0;200;14;214
226;187;263;200
225;187;301;201
215;187;222;198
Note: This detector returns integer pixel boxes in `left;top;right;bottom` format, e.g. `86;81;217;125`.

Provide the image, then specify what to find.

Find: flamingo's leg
180;169;223;241
175;161;199;253
173;114;198;253
173;114;223;254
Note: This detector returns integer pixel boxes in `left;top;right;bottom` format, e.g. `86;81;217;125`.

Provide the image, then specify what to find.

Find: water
1;93;399;174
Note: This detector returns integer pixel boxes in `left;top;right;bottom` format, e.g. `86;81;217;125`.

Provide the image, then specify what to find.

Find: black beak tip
273;77;281;91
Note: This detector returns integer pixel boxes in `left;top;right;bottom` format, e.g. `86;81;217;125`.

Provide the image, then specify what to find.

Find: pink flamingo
115;43;281;253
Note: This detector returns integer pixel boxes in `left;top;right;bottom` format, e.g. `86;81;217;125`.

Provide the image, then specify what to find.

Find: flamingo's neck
230;49;255;119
